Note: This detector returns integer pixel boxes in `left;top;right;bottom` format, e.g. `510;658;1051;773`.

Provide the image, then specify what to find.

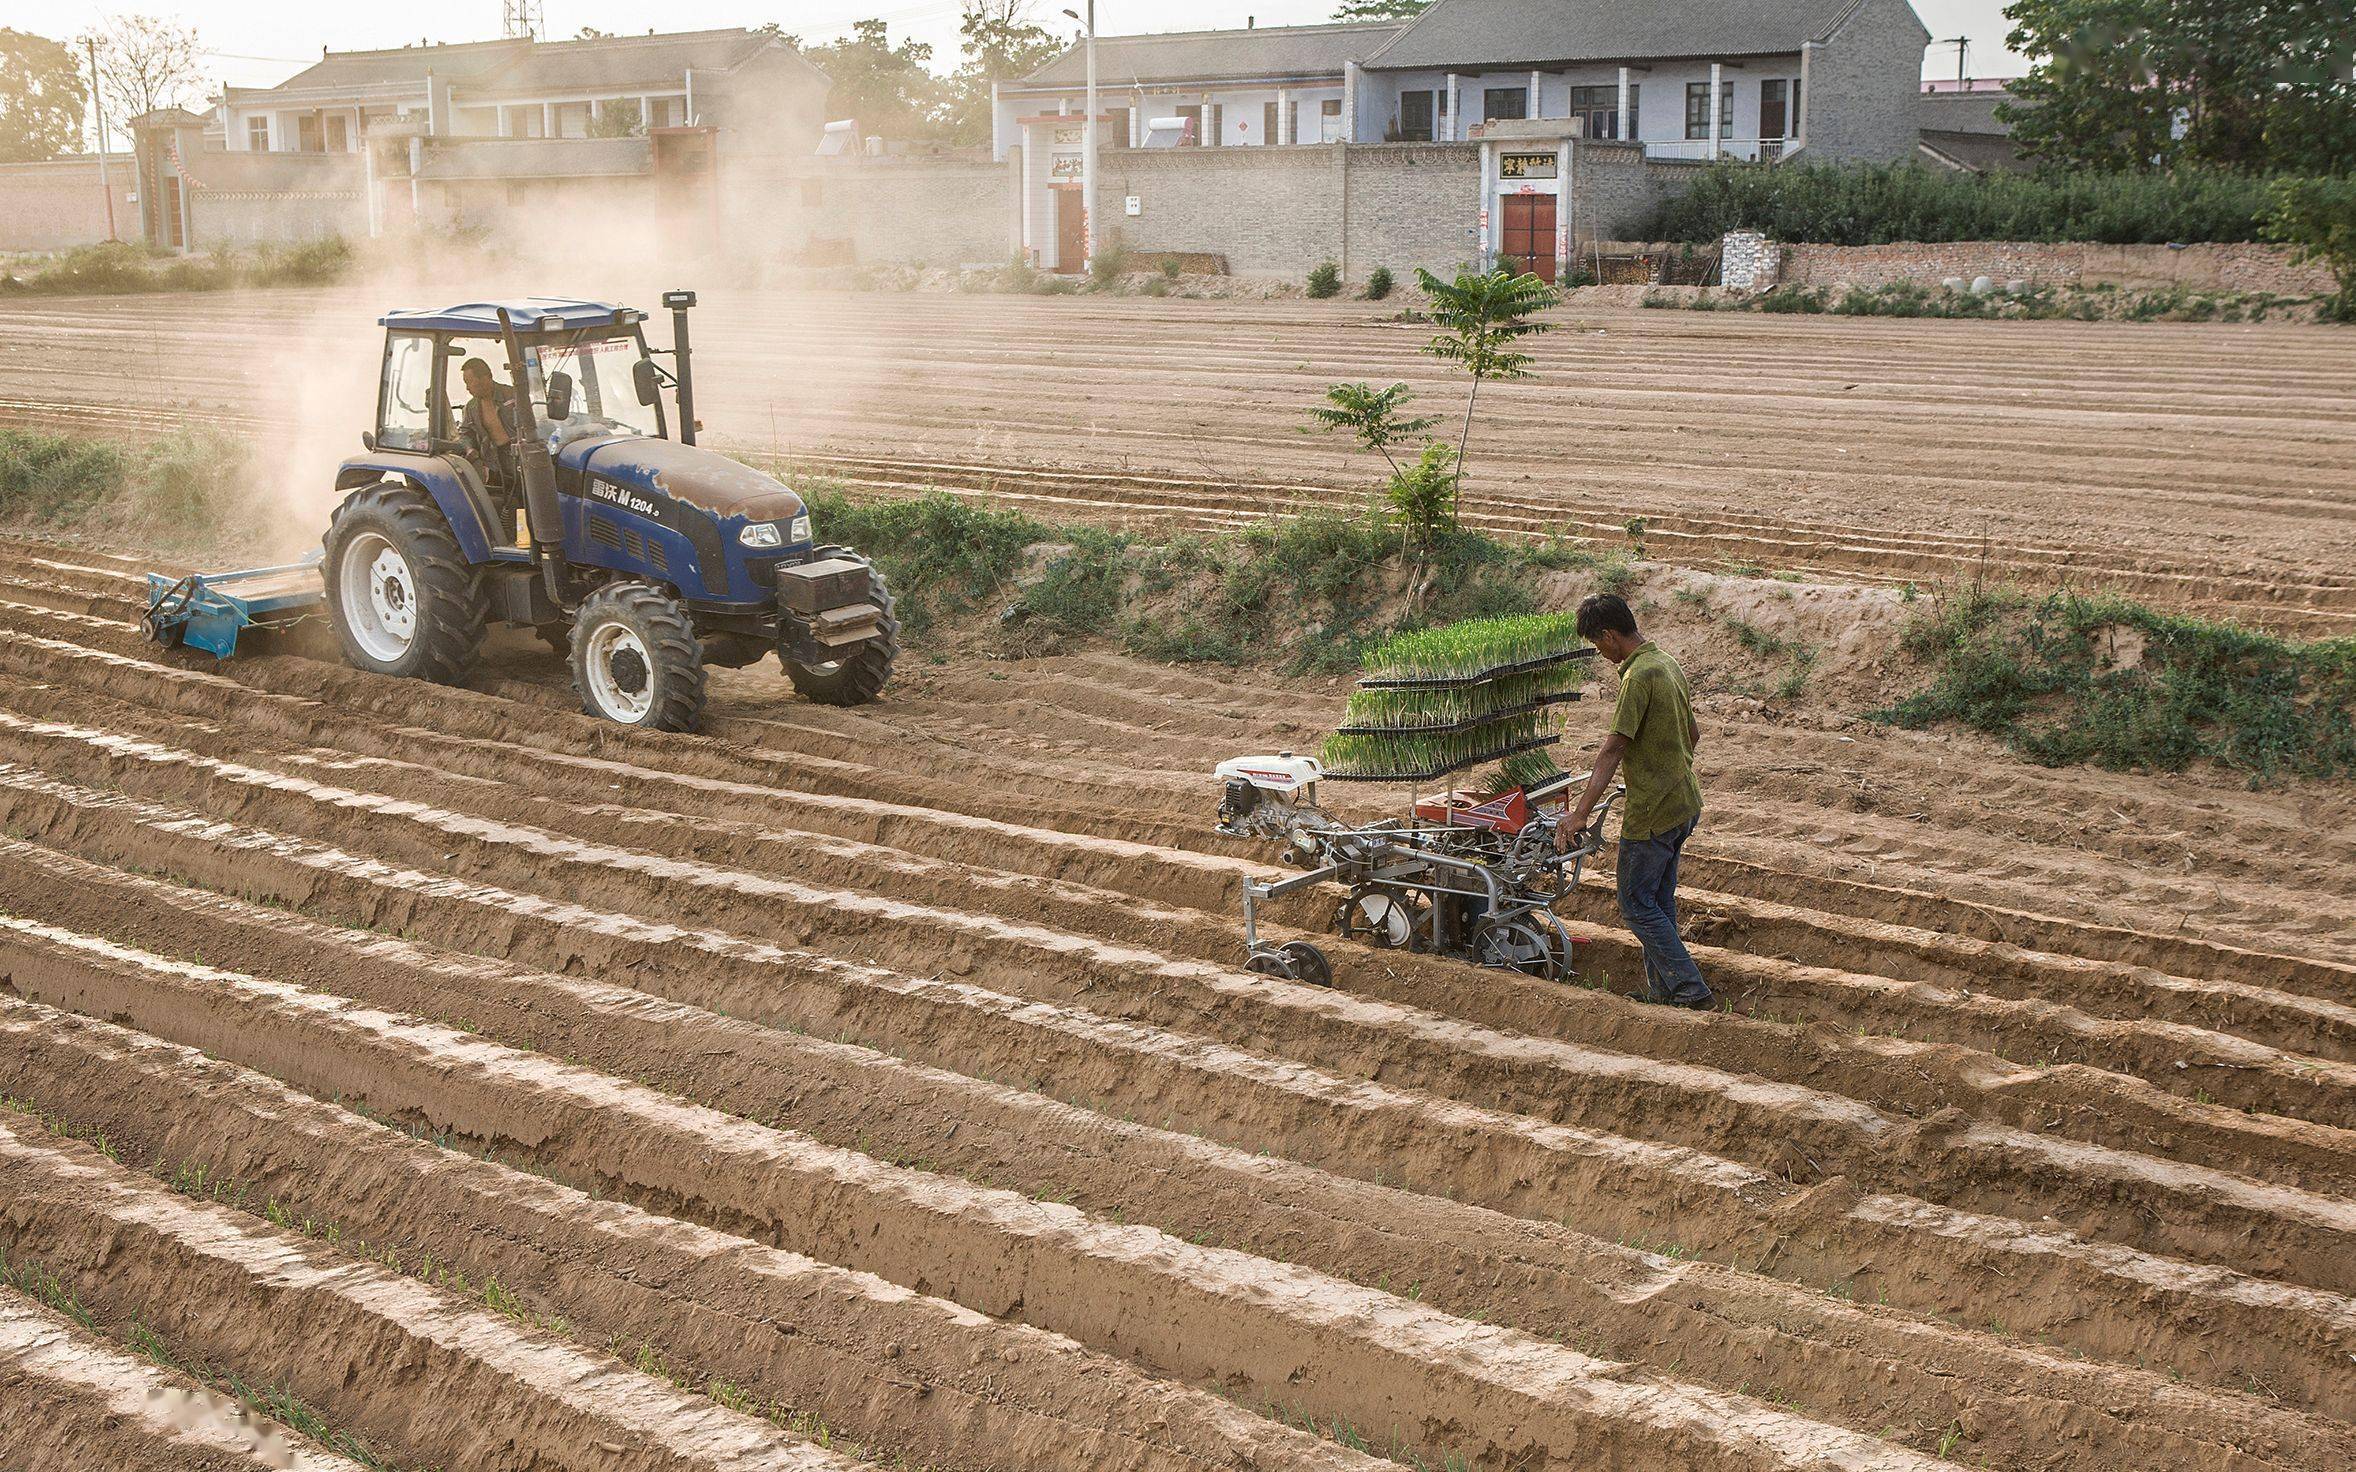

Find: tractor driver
458;357;516;487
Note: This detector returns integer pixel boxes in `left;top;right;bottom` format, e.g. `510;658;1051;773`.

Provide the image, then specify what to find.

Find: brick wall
1779;241;2338;295
1800;0;1930;164
1570;144;1690;248
179;151;368;247
1100;145;1343;273
1341;144;1485;279
0;157;131;252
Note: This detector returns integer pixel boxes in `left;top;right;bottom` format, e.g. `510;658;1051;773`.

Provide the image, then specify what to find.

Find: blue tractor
147;291;895;731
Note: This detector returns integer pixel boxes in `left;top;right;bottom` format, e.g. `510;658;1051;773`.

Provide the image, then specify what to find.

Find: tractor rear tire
322;482;488;685
569;580;707;732
784;564;899;707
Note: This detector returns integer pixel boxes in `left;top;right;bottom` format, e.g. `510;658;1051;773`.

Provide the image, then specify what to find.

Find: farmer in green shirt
1555;593;1713;1009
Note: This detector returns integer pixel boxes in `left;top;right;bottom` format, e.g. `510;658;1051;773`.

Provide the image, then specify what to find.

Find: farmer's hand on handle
1557;734;1630;853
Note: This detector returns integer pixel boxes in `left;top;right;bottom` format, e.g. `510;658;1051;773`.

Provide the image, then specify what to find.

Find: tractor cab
142;289;898;732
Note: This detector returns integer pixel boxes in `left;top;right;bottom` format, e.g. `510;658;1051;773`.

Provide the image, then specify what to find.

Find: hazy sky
16;1;2031;96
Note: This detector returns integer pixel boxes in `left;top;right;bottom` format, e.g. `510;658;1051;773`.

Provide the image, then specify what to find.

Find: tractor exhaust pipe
495;308;570;607
662;288;697;446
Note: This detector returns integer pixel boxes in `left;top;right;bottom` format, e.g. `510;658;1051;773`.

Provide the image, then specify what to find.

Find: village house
995;0;1940;276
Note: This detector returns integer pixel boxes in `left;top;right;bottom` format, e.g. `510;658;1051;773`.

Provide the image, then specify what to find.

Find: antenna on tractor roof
502;0;544;41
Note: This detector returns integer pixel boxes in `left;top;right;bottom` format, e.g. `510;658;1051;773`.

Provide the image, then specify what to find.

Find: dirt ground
0;288;2350;1471
3;288;2353;630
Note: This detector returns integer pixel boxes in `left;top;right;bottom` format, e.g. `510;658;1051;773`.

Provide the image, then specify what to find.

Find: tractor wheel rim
583;620;655;722
339;532;418;663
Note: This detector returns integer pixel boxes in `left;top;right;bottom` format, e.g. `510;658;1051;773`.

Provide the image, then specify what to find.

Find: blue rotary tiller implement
138;289;895;732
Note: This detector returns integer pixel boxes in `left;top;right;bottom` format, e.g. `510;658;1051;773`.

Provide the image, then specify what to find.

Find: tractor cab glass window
378;334;436;451
521;332;662;442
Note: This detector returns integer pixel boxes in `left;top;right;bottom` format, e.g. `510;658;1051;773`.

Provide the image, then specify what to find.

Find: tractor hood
566;437;806;522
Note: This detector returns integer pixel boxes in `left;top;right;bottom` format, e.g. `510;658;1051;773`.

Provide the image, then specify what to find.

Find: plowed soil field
4;289;2355;631
0;524;2349;1471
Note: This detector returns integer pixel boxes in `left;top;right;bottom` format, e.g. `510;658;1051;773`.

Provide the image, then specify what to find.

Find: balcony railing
1639;138;1790;164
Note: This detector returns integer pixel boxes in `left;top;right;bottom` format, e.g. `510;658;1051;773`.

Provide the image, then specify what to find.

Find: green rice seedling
1321;711;1555;780
1359;612;1584;685
1492;747;1566;791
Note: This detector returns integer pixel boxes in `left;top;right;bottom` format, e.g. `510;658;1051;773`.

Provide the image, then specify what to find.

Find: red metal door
1499;193;1555;282
1053;189;1086;274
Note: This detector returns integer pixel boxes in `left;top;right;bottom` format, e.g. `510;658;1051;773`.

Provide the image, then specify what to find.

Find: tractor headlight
739;521;783;548
790;512;812;544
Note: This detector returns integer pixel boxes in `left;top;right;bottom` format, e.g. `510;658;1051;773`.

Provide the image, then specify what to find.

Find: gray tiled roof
1364;0;1868;71
1019;22;1402;89
1917;87;2016;135
488;29;774;93
230;39;525;99
227;28;784;103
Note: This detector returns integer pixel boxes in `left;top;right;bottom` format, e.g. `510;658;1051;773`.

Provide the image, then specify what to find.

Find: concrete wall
1779;241;2339;295
175;150;368;249
716;153;1013;269
1802;0;1933;163
0;157;132;253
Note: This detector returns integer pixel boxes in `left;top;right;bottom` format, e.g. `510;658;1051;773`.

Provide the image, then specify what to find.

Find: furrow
0;908;1955;1472
0;776;2349;1417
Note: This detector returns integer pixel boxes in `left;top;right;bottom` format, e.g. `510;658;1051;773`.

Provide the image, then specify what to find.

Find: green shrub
1087;238;1131;289
1363;266;1395;300
1877;587;2356;782
1306;261;1342;298
0;428;126;522
1382;442;1458;553
2262;177;2356;322
248;236;352;287
1159;257;1181;281
1650;162;2286;246
799;489;1041;635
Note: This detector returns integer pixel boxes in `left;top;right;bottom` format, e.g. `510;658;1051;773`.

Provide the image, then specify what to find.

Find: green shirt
1609;642;1701;842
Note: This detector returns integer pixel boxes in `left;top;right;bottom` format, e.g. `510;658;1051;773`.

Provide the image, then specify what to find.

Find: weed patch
1877;587;2356;781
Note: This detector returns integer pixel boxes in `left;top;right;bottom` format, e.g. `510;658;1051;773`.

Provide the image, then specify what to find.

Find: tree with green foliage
1332;0;1434;21
0;29;87;163
586;97;643;138
803;19;947;143
1309;268;1557;570
2000;0;2356;174
1415;266;1557;482
944;1;1064;144
2263;176;2356;320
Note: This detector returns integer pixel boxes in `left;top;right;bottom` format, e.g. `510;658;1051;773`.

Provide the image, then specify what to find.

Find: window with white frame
1320;97;1342;142
245;116;270;151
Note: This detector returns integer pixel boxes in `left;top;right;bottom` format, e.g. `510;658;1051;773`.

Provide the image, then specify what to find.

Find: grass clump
1306;261;1342;298
1363;266;1395;301
0;238;354;295
794;483;1627;678
0;426;249;546
1877;586;2356;782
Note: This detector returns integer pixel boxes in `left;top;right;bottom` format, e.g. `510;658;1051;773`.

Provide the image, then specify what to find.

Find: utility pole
1062;4;1098;274
1937;36;1968;88
87;37;120;242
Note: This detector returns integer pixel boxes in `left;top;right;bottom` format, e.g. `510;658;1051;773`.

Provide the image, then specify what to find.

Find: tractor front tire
569;580;707;732
323;482;487;685
784;564;900;707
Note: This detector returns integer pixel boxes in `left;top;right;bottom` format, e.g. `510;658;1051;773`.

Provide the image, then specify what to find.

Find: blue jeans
1616;815;1712;1007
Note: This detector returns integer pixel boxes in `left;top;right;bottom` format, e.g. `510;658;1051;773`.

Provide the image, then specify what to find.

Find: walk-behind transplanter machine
140;292;895;731
1216;613;1621;987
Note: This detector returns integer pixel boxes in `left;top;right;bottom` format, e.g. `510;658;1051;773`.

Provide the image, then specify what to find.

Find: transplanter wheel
1278;941;1333;988
1335;885;1427;950
1244;949;1296;981
1471;916;1562;980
